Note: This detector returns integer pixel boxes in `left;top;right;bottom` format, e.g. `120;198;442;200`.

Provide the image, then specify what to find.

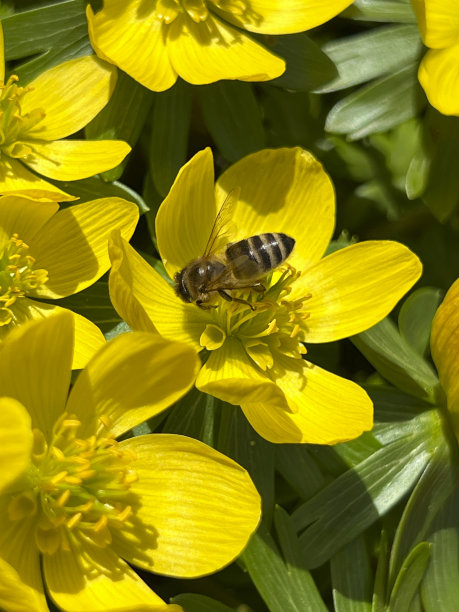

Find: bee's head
174;269;193;303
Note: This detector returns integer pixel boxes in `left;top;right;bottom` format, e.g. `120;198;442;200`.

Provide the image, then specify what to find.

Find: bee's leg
196;300;217;310
218;289;255;311
252;282;265;294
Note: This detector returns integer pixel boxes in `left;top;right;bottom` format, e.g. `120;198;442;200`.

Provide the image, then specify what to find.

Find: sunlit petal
87;2;177;92
117;434;261;577
418;44;459;116
215;147;335;271
298;241;422;343
0;158;76;202
24;139;131;181
0;398;32;491
0;558;46;612
411;0;459;48
167;14;284;84
0;196;58;251
21;56;118;140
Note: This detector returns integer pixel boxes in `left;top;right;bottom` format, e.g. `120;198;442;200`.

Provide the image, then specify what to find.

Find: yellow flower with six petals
0;24;130;201
411;0;459;115
0;313;260;612
0;195;139;368
430;278;459;439
108;147;423;444
87;0;355;91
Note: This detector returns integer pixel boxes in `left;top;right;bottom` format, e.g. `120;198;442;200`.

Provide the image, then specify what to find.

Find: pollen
201;266;312;373
7;412;137;555
0;234;48;326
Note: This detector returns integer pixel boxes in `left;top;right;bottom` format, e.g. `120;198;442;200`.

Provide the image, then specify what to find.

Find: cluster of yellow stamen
156;0;247;24
0;74;44;160
8;413;137;555
200;266;311;372
0;234;48;326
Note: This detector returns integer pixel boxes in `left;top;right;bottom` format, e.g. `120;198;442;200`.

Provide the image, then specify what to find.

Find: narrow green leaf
398;288;442;357
388;542;431;612
351;317;439;403
373;530;390;612
199;81;265;162
274;507;328;612
171;594;235;612
149;79;192;197
269;33;338;91
241;521;326;612
331;536;372;612
342;0;417;23
85;71;154;181
3;0;92;83
325;64;425;140
292;419;433;568
276;445;326;500
161;388;216;447
317;25;421;93
421;483;459;611
217;404;275;524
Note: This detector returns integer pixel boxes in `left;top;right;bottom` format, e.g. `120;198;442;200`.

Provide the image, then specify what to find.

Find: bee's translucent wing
204;187;240;256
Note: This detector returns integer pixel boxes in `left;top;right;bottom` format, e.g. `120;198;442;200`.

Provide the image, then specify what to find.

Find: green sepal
398;287;442;357
342;0;417;23
170;594;236;612
387;542;431;612
330;536;372;612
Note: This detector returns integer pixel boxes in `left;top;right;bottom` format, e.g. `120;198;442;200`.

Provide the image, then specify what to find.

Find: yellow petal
215;147;335;271
87;2;177;92
167;14;285;84
0;196;58;251
0;558;46;612
117;434;261;577
30;198;139;298
0;158;77;202
0;312;73;437
0;511;46;612
21;55;118;140
431;278;459;434
109;231;206;350
0;398;32;491
156;148;216;277
241;357;373;444
216;0;354;34
44;541;175;612
411;0;459;48
298;241;422;343
418;45;459;116
196;337;289;410
1;298;105;370
0;22;4;84
24;139;131;181
66;331;199;439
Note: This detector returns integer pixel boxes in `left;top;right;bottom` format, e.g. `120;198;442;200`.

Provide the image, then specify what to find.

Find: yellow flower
87;0;355;91
430;278;459;438
108;147;423;444
0;398;32;493
0;313;260;612
0;195;139;368
0;23;130;201
411;0;459;115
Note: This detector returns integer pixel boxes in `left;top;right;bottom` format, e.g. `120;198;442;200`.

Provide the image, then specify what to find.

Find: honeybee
174;188;295;309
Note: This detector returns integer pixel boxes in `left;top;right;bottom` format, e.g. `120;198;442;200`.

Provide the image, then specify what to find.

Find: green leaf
57;280;122;336
276;445;326;501
54;177;149;214
330;536;372;612
317;25;421;93
198;81;266;162
325;64;425;140
291;415;434;568
398;287;442;357
217;403;275;524
421;483;459;611
269;33;338;91
170;594;235;612
351;317;439;402
149;79;192;197
241;520;327;612
342;0;417;23
85;71;154;182
388;542;431;612
373;530;390;612
161;388;217;447
3;0;92;83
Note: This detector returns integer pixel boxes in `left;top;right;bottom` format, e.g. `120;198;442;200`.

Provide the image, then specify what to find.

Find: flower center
0;74;45;161
8;413;137;555
199;266;311;372
155;0;248;24
0;234;48;326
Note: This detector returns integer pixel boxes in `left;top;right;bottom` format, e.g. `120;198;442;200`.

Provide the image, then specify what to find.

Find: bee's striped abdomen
226;233;295;280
